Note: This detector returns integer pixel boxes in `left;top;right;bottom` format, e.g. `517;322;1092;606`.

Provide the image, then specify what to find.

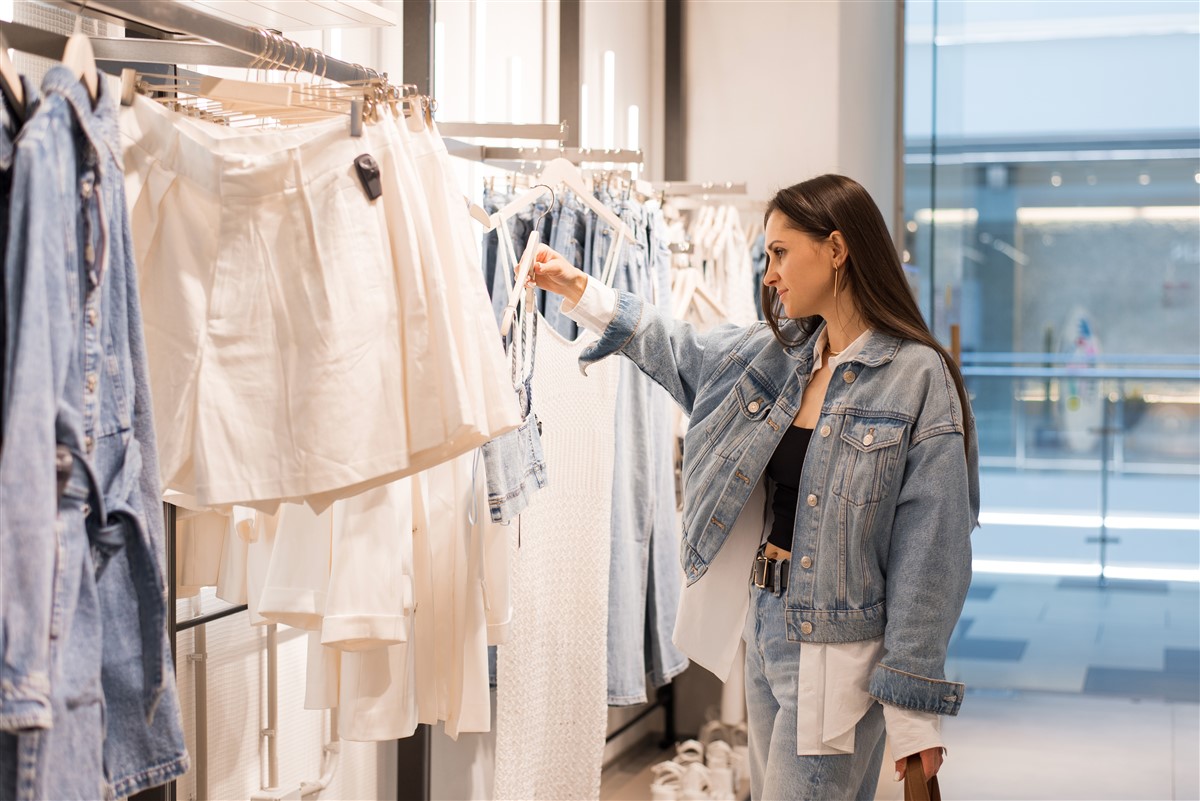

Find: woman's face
762;211;838;320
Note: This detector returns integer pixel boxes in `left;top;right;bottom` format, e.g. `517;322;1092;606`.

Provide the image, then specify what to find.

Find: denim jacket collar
781;319;903;369
39;66;120;172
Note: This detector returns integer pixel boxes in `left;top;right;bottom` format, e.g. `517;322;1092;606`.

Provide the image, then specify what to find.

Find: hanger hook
532;183;556;228
73;0;89;35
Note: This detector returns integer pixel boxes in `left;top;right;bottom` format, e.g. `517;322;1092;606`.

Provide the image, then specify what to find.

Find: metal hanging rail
60;0;383;83
655;181;748;196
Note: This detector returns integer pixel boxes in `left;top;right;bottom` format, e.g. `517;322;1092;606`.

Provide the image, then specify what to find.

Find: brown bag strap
903;754;942;801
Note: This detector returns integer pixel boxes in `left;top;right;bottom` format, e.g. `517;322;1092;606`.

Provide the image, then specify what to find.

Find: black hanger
0;71;26;130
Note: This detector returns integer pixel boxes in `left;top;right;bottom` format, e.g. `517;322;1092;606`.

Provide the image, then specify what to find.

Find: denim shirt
0;68;187;796
579;290;980;716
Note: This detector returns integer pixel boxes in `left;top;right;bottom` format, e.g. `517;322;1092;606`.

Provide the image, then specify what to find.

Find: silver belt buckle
753;553;770;589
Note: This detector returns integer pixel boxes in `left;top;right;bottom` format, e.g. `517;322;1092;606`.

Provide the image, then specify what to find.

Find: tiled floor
602;575;1200;800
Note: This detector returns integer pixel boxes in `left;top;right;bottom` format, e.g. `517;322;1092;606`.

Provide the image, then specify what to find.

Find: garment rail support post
191;621;210;801
392;0;433;713
403;0;434;95
397;725;432;801
129;503;178;801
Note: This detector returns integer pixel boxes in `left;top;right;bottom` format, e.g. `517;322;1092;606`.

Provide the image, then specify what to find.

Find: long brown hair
762;174;973;450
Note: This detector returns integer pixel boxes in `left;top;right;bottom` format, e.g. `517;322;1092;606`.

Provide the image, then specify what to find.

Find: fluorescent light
973;560;1200;583
1105;566;1200;582
473;0;488;122
329;28;343;61
973;559;1100;577
979;511;1199;531
1140;206;1200;221
627;104;639;152
509;56;523;125
434;21;445;109
580;83;589;149
1017;206;1200;224
914;208;978;225
603;50;615;150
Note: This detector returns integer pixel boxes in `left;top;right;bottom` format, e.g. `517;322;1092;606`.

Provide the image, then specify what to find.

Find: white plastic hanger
61;3;99;102
491;157;635;243
499;185;554;337
0;32;23;113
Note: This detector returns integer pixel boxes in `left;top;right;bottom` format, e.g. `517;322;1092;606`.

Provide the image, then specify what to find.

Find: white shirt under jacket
563;278;943;760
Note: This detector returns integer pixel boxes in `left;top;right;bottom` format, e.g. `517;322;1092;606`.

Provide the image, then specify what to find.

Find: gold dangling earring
834;266;840;300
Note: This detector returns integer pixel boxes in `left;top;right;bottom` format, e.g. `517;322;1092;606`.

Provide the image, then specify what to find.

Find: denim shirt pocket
832;414;907;506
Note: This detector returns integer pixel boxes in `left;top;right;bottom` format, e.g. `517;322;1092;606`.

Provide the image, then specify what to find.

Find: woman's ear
828;231;848;268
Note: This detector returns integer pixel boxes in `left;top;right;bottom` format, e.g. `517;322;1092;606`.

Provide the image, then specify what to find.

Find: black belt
752;546;790;596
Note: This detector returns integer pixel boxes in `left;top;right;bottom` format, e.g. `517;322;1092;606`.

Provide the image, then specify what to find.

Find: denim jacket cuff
578;289;644;374
869;664;965;716
0;673;54;731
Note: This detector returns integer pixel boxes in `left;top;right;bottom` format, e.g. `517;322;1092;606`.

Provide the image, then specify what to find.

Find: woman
530;174;978;800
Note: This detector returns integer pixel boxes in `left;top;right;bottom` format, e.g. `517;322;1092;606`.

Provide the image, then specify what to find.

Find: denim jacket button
87;308;98;327
843;370;856;383
800;622;813;635
806;494;818;507
863;433;875;446
747;400;761;414
799;556;813;569
819;424;831;437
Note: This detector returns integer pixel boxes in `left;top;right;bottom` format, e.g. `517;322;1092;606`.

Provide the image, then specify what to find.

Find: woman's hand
522;244;588;305
895;747;943;783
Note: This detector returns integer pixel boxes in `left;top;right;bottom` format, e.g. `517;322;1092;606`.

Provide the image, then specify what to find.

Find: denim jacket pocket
715;376;773;459
833;415;906;507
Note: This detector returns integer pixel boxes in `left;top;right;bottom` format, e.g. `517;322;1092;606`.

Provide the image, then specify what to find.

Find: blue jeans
606;202;688;704
540;196;588;340
743;584;886;800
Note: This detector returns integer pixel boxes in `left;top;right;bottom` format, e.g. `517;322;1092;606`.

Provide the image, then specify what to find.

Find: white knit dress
494;322;620;801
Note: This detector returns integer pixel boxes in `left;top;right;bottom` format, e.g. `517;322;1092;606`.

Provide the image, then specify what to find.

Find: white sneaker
650;761;685;801
708;766;735;801
673;739;706;766
679;761;711;801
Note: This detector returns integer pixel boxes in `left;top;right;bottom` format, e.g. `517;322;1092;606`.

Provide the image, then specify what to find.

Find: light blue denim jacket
0;68;187;798
579;290;979;716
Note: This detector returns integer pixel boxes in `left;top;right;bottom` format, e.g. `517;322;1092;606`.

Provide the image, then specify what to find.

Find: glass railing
962;357;1199;582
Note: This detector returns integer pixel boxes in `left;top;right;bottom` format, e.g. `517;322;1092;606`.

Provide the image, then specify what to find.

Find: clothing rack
657;181;748;196
57;0;384;83
445;139;645;168
604;684;677;749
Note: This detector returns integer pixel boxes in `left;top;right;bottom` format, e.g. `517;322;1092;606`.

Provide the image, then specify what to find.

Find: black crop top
764;426;814;552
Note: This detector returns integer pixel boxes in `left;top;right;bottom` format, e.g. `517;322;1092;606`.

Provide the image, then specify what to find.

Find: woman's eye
773;249;785;259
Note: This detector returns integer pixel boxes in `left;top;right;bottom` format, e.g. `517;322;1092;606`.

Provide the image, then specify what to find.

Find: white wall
685;0;899;232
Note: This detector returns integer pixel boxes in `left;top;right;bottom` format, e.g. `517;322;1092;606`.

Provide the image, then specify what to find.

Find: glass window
904;0;1199;585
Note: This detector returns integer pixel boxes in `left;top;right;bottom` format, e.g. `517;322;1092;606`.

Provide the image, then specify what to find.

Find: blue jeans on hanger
604;200;688;705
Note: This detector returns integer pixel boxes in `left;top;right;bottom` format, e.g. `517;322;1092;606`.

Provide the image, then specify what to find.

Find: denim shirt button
799;555;813;569
863;433;875;446
84;435;94;453
806;494;818;507
86;374;97;393
747;400;761;413
819;424;831;437
87;308;98;327
842;370;856;384
800;622;813;635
